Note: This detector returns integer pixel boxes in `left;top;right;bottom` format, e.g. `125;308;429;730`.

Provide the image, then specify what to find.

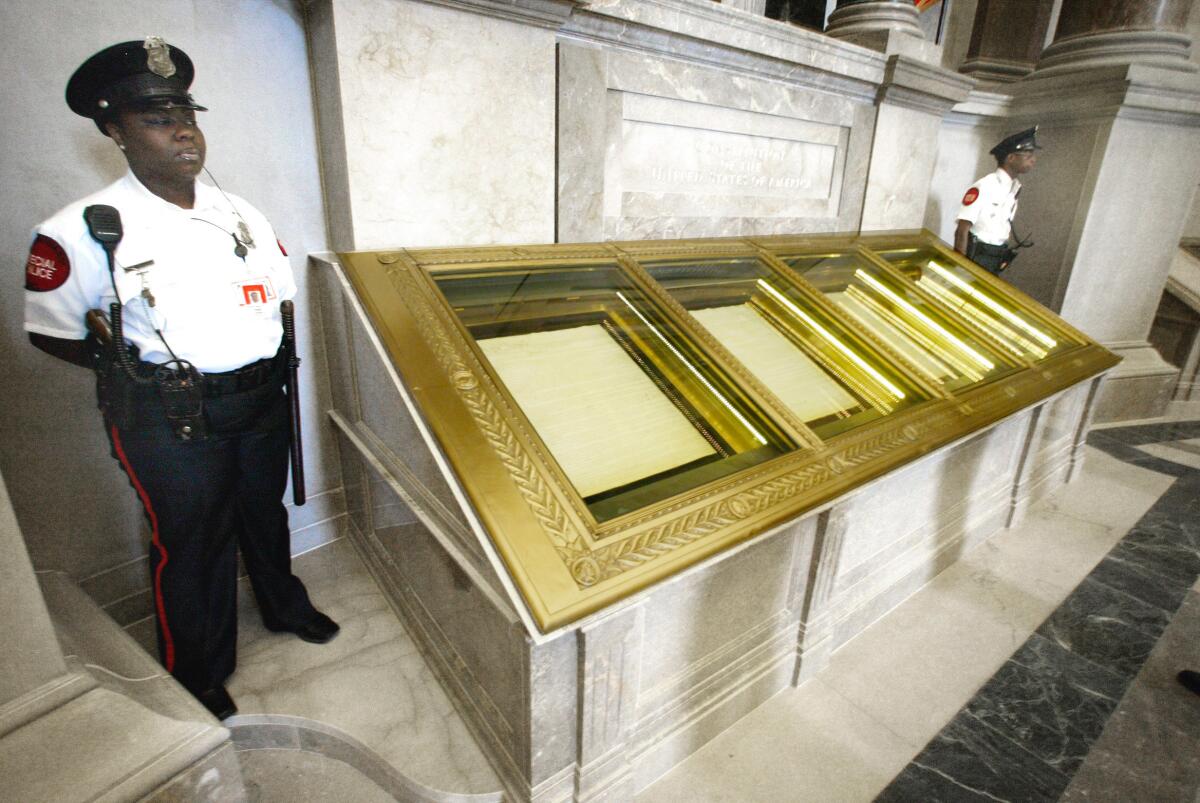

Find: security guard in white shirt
954;127;1041;275
23;38;338;721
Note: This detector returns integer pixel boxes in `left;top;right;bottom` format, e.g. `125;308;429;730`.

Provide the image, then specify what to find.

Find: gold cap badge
143;36;176;79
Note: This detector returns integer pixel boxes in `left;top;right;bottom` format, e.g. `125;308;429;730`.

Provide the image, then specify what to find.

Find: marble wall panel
833;418;1026;580
322;0;556;249
860;103;945;231
636;528;799;702
1012;384;1092;518
346;295;468;531
631;648;795;794
558;43;608;244
337;434;372;550
348;477;557;792
1026;385;1087;468
625;519;817;792
389;513;528;742
316;267;372;540
924;119;1007;244
558;40;875;242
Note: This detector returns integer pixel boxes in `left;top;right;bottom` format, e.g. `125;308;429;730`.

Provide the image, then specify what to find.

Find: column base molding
1092;341;1180;424
825;1;923;39
1035;30;1198;77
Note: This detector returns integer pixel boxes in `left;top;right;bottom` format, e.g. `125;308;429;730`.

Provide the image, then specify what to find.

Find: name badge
235;276;277;314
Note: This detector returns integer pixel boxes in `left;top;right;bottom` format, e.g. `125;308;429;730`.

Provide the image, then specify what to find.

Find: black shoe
1179;670;1200;696
264;610;340;644
196;686;238;720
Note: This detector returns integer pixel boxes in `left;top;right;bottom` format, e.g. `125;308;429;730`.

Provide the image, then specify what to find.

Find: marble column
824;0;937;60
959;0;1056;83
1037;0;1196;73
1002;0;1200;421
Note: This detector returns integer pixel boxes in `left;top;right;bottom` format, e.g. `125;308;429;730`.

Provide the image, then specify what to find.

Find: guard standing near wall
954;127;1041;275
22;37;338;720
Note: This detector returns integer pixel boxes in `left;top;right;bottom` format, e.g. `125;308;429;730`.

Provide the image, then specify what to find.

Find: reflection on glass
434;264;793;521
645;258;926;439
876;248;1063;362
784;252;1012;390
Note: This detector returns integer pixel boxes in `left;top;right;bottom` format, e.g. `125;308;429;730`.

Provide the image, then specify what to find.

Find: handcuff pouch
154;361;208;442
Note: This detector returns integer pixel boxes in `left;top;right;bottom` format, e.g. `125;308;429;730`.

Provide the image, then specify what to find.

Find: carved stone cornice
959;56;1035;85
1014;62;1200;126
948;61;1200;127
409;0;581;28
560;0;888;101
877;54;974;115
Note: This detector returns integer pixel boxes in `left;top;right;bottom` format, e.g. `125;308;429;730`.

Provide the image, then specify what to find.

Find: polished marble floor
130;420;1200;801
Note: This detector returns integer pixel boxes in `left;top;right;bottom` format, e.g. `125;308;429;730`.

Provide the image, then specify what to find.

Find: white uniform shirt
955;168;1021;246
25;171;295;373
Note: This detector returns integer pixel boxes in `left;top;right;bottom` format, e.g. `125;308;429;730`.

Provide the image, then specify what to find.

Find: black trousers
105;365;317;694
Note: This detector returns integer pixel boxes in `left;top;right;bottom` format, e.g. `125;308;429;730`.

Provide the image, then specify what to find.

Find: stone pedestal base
1092;342;1180;423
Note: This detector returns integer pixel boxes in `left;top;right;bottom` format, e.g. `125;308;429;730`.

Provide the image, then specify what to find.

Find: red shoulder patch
962;188;980;206
25;234;70;292
277;239;288;257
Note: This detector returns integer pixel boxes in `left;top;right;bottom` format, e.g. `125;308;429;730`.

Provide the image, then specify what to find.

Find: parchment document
479;324;717;498
692;305;858;421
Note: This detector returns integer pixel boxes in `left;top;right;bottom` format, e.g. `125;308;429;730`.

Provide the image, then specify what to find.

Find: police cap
989;126;1041;161
66;37;207;135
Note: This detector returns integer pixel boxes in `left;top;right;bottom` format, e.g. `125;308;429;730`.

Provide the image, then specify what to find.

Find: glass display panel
874;247;1067;362
781;252;1012;391
644;258;928;439
434;264;794;522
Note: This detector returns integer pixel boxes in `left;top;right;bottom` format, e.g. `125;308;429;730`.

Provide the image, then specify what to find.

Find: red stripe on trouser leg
109;424;176;671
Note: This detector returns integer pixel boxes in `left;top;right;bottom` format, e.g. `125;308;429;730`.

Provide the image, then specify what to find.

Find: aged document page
691;304;858;421
478;324;716;498
827;291;957;380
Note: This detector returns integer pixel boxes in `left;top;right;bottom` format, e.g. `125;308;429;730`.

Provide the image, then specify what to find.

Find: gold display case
337;230;1118;632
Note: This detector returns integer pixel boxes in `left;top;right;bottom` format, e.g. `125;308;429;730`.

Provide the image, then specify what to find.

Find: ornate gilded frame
337;230;1118;632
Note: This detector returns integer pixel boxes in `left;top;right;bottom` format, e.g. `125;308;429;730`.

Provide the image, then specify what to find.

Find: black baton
281;300;306;506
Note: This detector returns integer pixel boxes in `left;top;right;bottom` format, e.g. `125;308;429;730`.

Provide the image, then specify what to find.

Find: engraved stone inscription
625;122;836;201
612;93;849;223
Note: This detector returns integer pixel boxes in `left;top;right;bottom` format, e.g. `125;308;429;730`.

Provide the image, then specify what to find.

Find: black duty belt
971;239;1008;257
200;352;284;396
131;350;283;397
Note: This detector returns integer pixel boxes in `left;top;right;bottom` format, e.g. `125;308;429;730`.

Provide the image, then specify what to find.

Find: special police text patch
962;188;979;206
25;235;70;292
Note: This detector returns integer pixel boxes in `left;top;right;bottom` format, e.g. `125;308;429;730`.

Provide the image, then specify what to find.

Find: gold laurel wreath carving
384;265;581;565
588;424;920;578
